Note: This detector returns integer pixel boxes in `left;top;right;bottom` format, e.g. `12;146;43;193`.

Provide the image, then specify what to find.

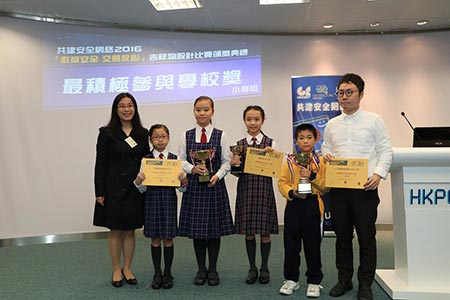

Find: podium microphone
401;112;422;146
401;111;415;131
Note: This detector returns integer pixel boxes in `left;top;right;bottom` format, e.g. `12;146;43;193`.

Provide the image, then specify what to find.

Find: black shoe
111;272;123;288
245;268;258;284
151;274;163;289
162;275;174;289
259;269;270;284
194;270;207;285
329;281;353;297
122;269;138;285
207;271;220;286
358;285;373;300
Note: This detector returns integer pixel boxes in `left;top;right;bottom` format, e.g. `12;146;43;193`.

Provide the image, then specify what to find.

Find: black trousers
283;195;323;284
330;188;380;286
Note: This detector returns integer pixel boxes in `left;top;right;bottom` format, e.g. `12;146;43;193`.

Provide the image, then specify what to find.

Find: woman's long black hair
104;92;147;138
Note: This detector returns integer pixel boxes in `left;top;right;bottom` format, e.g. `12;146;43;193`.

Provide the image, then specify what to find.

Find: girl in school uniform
233;105;279;285
178;95;234;286
134;124;188;290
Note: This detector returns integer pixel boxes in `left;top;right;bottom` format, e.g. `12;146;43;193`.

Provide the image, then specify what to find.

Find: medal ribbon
285;152;320;185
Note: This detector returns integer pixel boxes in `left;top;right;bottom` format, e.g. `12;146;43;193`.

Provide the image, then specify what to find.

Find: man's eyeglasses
337;89;359;98
151;135;168;140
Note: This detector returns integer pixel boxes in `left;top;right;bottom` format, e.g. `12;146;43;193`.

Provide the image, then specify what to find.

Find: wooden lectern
375;147;450;299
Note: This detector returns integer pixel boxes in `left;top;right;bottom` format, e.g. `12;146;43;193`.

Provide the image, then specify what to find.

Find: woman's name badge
125;136;137;148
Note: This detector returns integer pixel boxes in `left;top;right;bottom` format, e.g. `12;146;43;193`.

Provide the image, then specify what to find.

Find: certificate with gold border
243;148;283;178
326;158;368;189
141;158;181;187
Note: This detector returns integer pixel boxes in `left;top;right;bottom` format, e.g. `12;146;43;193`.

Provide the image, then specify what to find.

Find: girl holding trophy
178;96;234;286
232;105;279;285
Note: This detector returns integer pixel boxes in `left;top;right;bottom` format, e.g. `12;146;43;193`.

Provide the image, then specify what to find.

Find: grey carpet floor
1;230;394;300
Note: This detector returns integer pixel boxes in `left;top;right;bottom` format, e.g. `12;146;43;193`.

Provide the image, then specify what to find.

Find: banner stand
291;75;341;234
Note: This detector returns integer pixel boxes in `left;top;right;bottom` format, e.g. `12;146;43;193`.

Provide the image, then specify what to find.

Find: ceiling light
323;23;334;29
260;0;311;5
416;20;428;26
149;0;203;11
370;21;380;28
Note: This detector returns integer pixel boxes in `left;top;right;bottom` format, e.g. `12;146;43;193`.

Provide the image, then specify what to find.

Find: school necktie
159;153;164;159
252;137;257;147
201;128;207;143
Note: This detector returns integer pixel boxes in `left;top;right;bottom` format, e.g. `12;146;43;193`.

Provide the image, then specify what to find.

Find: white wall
1;16;450;238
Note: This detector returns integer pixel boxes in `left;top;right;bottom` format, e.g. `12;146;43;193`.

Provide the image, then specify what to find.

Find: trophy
193;150;212;183
230;145;244;174
294;152;312;194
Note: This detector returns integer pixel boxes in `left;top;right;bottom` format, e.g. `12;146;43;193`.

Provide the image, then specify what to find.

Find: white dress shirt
246;132;277;149
179;124;231;180
152;149;169;159
322;109;393;179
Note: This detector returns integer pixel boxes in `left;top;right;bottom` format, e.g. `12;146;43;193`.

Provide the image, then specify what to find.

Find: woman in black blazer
93;93;150;287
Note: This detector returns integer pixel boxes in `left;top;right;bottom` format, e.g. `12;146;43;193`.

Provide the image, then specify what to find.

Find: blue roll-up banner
291;75;341;233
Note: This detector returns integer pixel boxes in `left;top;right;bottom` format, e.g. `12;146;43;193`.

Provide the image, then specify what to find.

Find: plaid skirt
234;173;279;235
178;177;234;239
143;186;178;239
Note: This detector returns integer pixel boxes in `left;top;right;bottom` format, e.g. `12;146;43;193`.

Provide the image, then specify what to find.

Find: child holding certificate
277;123;329;298
233;105;278;285
134;124;188;290
178;96;234;286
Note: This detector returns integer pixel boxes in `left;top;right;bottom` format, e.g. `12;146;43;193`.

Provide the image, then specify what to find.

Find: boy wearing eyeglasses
322;73;393;300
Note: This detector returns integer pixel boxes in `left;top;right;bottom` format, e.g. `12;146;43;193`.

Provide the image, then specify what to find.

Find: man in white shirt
322;73;393;300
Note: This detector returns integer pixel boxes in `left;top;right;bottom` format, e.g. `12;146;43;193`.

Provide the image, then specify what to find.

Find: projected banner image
43;34;262;109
